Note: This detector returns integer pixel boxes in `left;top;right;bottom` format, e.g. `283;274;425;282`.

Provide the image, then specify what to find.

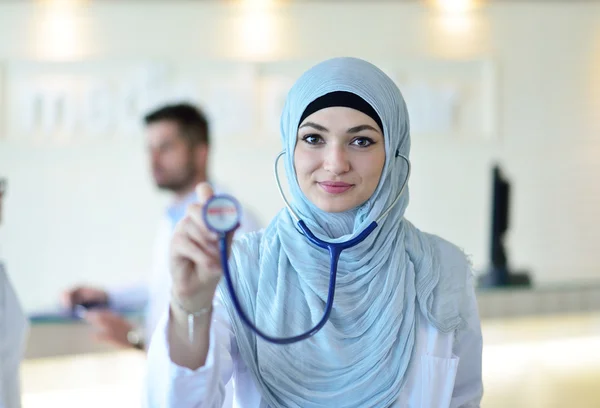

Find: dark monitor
478;164;532;287
490;165;509;269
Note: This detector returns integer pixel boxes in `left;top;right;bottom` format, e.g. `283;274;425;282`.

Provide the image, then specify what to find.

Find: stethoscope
203;151;411;344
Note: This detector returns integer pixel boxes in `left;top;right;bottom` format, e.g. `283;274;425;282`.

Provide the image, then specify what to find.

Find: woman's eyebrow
298;122;329;132
347;124;380;134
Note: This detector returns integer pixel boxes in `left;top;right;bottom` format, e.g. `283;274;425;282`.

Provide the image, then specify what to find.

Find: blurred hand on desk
60;285;143;350
83;310;136;349
61;286;108;309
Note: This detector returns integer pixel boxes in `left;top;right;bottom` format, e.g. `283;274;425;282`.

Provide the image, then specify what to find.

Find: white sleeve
0;267;28;408
144;293;235;408
0;274;5;408
450;272;483;408
109;217;171;313
106;283;149;312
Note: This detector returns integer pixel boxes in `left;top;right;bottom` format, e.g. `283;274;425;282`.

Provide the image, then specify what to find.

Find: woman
145;57;483;408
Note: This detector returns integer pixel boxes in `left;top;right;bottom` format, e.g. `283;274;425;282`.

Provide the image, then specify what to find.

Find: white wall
0;1;599;311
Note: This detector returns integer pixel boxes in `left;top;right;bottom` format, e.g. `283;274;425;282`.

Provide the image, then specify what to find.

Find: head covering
299;91;384;133
219;57;470;408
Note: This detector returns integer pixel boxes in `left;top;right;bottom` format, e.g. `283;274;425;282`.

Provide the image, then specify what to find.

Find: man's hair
144;103;210;146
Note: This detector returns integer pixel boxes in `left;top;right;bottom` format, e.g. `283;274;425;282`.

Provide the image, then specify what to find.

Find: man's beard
156;166;196;193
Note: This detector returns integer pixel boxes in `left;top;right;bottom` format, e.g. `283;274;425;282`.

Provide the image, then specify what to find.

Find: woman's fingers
182;216;220;258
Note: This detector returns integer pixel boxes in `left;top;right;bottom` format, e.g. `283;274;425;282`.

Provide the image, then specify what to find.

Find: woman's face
294;107;385;213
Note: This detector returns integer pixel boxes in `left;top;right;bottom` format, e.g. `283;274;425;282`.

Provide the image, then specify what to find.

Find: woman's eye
302;134;324;145
352;137;375;147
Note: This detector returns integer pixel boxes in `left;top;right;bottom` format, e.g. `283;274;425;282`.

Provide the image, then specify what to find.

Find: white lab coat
143;239;484;408
0;264;29;408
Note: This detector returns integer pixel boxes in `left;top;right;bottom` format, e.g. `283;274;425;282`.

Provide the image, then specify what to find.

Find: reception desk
476;281;600;319
480;312;600;408
21;285;600;408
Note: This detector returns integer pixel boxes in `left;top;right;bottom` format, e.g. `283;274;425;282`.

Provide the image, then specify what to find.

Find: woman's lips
318;181;354;194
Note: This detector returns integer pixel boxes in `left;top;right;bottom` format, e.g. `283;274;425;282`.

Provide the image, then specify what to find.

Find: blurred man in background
61;103;261;350
0;178;29;408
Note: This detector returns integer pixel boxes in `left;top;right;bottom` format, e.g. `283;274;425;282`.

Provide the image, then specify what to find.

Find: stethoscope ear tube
213;151;410;344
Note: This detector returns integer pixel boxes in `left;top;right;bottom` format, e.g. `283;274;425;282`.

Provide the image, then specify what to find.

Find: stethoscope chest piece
203;195;242;234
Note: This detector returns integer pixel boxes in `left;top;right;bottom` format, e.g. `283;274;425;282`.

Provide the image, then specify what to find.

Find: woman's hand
169;182;237;311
